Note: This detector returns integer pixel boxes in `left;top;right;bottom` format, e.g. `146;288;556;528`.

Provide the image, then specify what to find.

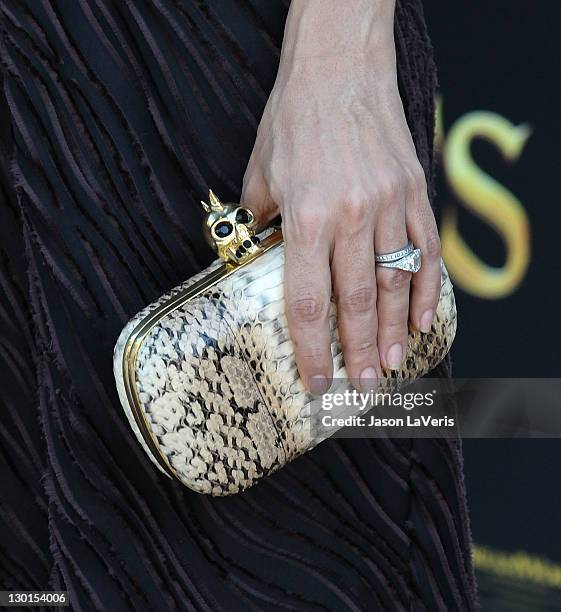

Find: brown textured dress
0;1;477;609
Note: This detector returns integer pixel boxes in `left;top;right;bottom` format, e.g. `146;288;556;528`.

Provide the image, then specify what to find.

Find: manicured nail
386;343;403;370
420;309;434;333
360;367;379;392
309;374;330;395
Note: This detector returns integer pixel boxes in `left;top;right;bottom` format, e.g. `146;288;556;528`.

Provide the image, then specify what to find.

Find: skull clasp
201;190;261;264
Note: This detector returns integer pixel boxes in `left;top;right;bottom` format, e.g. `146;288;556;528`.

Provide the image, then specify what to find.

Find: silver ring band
375;241;414;263
375;242;422;273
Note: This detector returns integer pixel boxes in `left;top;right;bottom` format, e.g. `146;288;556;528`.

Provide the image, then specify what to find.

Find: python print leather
114;241;457;496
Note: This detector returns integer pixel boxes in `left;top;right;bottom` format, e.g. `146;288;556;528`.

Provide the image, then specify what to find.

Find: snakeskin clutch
114;192;457;496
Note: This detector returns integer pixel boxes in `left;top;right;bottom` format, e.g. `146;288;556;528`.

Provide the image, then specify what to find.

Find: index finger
283;206;333;394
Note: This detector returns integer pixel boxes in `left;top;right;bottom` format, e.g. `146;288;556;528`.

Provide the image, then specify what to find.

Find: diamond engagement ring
375;241;422;273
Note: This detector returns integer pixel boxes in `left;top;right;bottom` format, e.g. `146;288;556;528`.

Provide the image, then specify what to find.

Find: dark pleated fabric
0;1;478;610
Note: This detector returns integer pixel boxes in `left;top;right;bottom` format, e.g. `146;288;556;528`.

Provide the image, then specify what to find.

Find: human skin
241;0;441;393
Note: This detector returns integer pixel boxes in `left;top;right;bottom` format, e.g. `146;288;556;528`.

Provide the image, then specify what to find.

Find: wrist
280;0;396;65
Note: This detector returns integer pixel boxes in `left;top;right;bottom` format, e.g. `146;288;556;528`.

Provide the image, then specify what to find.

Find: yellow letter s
441;110;531;298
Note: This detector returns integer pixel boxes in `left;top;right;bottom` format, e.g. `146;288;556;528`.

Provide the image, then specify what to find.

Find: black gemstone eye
214;221;233;238
235;208;253;224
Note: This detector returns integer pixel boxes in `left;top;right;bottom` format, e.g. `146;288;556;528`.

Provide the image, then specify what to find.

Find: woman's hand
241;0;441;393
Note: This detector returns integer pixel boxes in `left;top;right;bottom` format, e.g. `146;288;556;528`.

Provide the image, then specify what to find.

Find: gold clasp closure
201;190;262;265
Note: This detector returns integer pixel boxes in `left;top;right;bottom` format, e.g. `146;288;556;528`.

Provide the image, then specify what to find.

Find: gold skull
201;190;260;264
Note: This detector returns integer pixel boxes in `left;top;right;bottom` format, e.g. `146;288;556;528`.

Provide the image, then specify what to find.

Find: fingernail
360;367;379;392
420;309;434;333
309;374;330;395
386;344;403;370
